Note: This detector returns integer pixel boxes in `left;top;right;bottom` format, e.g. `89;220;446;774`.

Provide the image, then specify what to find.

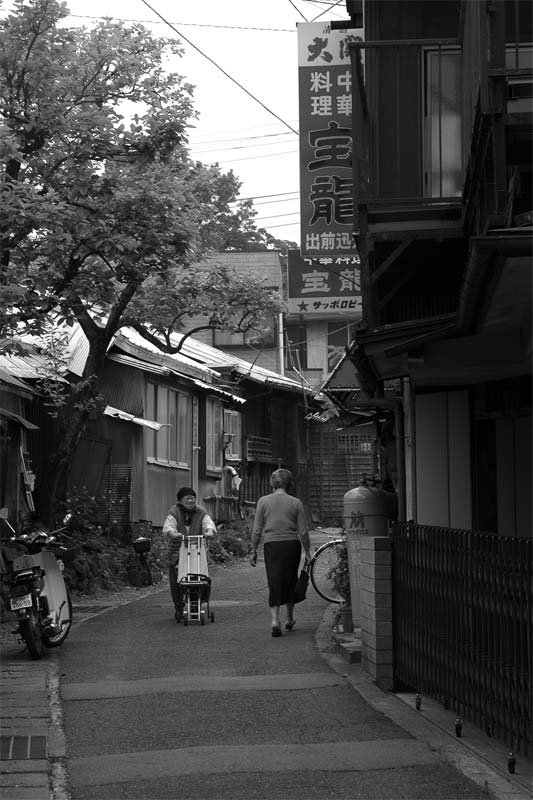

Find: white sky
1;0;351;246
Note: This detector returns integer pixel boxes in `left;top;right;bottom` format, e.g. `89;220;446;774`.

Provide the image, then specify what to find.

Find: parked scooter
0;508;77;660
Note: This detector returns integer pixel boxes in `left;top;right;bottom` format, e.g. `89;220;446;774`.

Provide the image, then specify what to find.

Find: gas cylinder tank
343;483;398;537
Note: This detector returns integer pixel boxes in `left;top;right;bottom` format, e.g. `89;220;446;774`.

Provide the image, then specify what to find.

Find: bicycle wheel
310;540;346;603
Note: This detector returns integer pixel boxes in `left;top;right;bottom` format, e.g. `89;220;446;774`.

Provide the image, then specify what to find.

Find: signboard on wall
298;21;363;258
287;249;362;318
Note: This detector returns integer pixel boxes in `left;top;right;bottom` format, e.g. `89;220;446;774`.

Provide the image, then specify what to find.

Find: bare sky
1;0;351;246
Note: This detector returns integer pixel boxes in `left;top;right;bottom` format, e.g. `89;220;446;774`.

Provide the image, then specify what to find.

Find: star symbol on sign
298;301;308;312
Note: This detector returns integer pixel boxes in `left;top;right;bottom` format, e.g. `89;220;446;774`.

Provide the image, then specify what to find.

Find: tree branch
105;281;141;338
126;320;217;354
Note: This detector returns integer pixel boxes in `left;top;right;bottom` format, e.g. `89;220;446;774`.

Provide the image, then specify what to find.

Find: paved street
1;552;531;800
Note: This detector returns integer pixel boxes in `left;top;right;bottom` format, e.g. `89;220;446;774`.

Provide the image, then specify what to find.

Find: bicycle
309;530;347;604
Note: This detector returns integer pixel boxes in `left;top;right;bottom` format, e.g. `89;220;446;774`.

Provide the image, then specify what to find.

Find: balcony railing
350;38;464;208
461;0;533;234
351;5;532;232
246;435;272;463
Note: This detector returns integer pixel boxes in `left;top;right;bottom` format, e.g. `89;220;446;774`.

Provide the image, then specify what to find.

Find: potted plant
327;543;354;633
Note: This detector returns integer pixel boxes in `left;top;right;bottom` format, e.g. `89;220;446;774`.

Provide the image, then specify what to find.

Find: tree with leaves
0;0;285;518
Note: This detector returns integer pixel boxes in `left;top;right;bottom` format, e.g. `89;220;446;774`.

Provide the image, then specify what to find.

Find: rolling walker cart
176;534;214;625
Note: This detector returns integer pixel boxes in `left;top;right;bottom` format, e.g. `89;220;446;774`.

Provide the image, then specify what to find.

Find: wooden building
347;0;531;533
327;0;531;754
66;326;319;531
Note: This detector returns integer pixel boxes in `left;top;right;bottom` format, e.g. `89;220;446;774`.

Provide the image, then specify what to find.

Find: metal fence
391;522;532;755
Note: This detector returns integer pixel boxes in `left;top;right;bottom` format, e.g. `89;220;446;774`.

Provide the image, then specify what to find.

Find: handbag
292;561;310;603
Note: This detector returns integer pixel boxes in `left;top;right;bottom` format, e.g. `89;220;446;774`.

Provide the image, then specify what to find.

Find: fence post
360;534;393;690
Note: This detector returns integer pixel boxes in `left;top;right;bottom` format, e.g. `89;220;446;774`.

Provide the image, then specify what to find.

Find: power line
192;137;298;156
69;14;296;32
139;0;299;136
256;220;300;230
288;1;309;22
300;0;348;8
188;119;300;141
189;131;296;148
215;149;298;164
311;0;344;22
232;190;299;201
240;196;300;207
253;211;300;221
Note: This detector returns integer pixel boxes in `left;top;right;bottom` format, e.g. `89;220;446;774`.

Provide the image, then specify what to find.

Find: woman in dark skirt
250;469;311;636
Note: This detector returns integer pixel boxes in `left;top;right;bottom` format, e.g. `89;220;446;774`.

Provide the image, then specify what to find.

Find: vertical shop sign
298;22;363;258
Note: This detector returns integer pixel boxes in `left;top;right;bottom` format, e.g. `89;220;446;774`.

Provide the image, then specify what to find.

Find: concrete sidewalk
1;591;156;800
0;660;54;800
1;592;532;800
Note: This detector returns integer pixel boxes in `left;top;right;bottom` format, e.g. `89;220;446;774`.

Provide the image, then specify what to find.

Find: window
206;396;223;472
214;321;276;348
213;298;278;349
146;383;191;466
224;410;242;461
424;49;462;198
285;323;307;370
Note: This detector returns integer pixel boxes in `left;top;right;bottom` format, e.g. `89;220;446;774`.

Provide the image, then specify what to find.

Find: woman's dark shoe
271;626;282;637
285;621;295;630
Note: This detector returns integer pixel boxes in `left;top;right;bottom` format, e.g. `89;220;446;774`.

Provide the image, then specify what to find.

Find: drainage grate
0;735;47;760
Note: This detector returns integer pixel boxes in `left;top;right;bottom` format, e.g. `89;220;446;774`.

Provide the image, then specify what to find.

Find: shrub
326;543;351;604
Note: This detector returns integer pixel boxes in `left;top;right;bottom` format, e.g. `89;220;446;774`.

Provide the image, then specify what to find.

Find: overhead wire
66;3;308;233
69;3;351;243
286;321;356;349
192;137;298;155
213;150;298;165
189;131;296;149
69;14;296;32
288;1;309;22
139;0;299;136
187;119;300;141
237;196;299;207
253;211;300;221
229;191;299;203
311;0;344;22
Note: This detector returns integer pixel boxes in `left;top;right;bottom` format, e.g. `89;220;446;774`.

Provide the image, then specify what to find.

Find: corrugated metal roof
184;375;246;404
112;329;220;381
108;352;170;375
107;350;245;404
115;328;313;396
0;351;46;381
6;321;319;401
163;331;316;395
0;366;38;394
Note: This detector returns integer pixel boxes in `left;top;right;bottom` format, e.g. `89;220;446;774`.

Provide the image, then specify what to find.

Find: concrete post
359;535;393;690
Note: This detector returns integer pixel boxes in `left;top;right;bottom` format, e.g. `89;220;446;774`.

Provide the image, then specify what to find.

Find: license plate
11;594;32;611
